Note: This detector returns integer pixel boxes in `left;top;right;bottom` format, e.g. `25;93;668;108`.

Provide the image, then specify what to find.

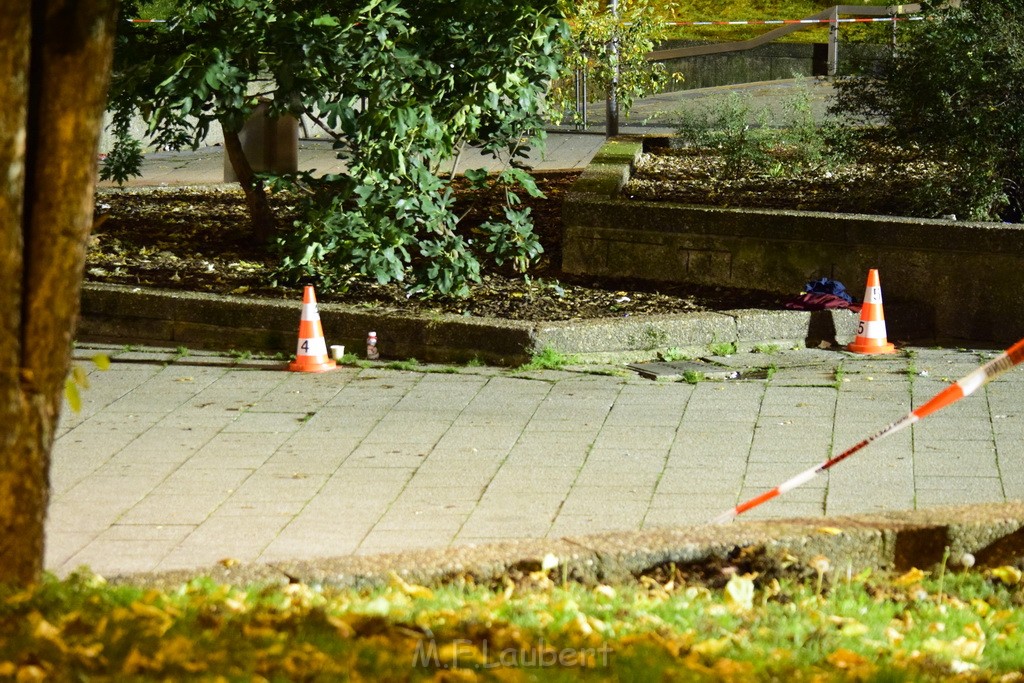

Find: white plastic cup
330;345;345;361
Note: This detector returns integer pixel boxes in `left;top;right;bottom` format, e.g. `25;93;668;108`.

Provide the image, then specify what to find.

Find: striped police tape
665;17;923;26
712;337;1024;524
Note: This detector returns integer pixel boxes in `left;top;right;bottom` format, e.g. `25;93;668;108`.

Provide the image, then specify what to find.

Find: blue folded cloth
804;277;855;304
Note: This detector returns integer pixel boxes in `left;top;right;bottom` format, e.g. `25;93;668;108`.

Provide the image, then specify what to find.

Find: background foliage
548;0;680;125
107;0;566;298
832;0;1024;221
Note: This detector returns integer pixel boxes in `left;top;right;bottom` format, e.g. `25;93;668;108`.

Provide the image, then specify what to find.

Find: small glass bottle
366;331;379;360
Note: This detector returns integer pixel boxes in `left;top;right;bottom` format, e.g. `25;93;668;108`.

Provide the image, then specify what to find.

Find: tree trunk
0;0;119;586
223;128;278;243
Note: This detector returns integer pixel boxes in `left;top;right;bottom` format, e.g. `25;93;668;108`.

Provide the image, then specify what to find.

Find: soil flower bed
625;143;970;219
89;171;784;322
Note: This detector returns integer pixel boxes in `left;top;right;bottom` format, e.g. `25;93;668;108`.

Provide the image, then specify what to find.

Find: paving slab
73;81;1024;582
47;342;1024;579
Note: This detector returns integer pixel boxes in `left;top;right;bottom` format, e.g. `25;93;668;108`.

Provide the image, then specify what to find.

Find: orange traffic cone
847;269;896;354
288;285;337;372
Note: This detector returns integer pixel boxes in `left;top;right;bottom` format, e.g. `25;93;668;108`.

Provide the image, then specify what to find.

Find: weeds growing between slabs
4;558;1024;680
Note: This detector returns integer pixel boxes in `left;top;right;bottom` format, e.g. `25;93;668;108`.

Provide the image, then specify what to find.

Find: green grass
659;347;692;361
4;563;1024;680
709;341;737;356
518;347;580;371
754;343;780;355
906;360;918;380
385;358;420;372
682;369;704;384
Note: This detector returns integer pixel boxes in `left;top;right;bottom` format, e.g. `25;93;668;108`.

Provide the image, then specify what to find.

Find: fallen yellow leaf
15;664;46;683
389;571;434;600
922;635;985;660
724;573;756;611
691;636;732;658
827;648;870;670
894;567;926;586
989;566;1022;586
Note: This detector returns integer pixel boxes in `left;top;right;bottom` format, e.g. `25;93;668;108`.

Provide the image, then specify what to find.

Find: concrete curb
79;283;867;365
112;501;1024;589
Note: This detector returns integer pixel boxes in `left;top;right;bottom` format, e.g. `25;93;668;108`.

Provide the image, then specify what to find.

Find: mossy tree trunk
0;0;119;585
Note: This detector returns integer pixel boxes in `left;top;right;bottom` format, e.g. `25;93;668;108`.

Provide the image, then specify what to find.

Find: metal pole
582;65;589;130
605;0;620;137
827;6;839;76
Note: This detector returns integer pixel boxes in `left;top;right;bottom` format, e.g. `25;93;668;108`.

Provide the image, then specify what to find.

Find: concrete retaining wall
562;139;1024;344
78;284;539;366
77;283;867;364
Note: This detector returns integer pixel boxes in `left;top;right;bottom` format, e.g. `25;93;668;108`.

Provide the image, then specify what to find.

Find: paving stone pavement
47;342;1024;577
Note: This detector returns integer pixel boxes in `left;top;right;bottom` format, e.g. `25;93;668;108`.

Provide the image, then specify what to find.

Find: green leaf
312;15;339;27
464;168;489;189
64;378;82;413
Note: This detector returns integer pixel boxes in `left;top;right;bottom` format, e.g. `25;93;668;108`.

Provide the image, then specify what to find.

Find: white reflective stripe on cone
300;304;320;321
863;285;883;304
297;337;328;356
858;319;889;338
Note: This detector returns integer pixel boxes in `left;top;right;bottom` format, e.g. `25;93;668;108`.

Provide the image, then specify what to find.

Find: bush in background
106;0;566;298
831;0;1024;221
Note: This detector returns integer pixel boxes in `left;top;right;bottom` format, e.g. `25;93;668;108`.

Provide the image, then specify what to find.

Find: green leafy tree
277;1;564;297
832;0;1024;221
106;0;565;297
550;0;679;126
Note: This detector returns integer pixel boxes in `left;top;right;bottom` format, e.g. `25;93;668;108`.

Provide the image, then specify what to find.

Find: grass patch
518;347;580;371
658;347;692;361
709;341;737;356
384;358;420;372
682;369;704;384
906;360;918;380
5;562;1024;680
753;343;780;355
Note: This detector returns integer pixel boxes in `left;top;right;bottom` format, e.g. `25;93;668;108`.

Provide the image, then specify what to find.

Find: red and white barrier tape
711;337;1024;525
665;16;922;26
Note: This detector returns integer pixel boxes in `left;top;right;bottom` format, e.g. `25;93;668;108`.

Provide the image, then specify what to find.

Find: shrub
832;0;1024;221
106;0;566;298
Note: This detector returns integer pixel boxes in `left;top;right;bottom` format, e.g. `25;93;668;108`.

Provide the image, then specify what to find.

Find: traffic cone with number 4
289;285;337;372
847;269;896;354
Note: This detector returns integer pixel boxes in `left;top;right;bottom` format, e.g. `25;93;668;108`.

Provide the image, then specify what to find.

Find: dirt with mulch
89;171;786;322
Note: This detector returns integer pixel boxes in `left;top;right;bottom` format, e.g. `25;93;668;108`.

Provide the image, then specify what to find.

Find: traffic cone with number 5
847;269;896;354
289;285;337;372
